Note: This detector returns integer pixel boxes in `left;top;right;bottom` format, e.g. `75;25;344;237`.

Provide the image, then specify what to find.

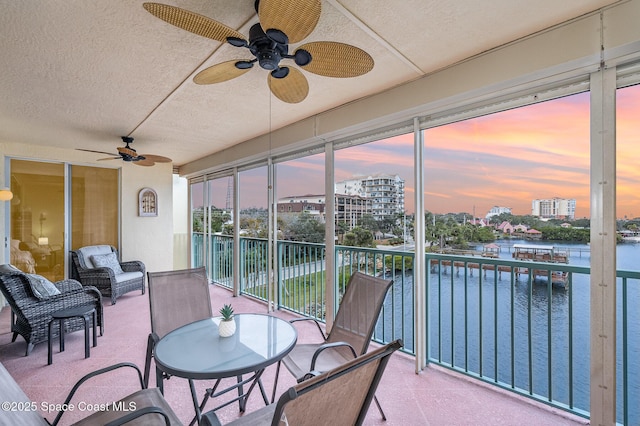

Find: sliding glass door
70;165;118;249
8;159;118;281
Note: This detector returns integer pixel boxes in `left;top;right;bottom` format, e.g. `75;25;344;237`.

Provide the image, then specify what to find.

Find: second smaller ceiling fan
78;137;172;167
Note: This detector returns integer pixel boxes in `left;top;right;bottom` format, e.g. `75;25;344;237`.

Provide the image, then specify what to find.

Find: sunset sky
197;85;640;220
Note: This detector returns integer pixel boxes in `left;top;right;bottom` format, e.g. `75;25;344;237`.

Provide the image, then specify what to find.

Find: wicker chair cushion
114;271;144;283
77;245;113;269
25;274;61;299
91;252;124;275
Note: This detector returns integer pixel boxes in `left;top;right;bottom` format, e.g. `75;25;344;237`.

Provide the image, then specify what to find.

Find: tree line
193;207;596;249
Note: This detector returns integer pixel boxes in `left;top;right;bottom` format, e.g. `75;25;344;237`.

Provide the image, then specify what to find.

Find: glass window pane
10;160;65;281
191;180;205;267
335;134;412;248
424;93;590;247
70;166;118;249
277;153;325;243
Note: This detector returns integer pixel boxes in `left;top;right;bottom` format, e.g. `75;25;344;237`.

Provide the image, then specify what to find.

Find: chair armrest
54;279;83;293
290;317;327;340
103;406;171;426
15;286;101;321
120;260;145;273
200;411;223;426
309;341;358;372
49;363;145;426
83;285;103;303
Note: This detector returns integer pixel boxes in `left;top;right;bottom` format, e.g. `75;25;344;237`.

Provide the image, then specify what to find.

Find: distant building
277;194;325;219
277;193;372;228
335;174;405;221
531;198;576;219
336;194;373;228
514;224;529;233
497;221;515;234
486;206;512;219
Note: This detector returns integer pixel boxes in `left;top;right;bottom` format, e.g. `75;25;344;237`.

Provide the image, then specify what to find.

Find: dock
428;243;571;289
512;244;569;288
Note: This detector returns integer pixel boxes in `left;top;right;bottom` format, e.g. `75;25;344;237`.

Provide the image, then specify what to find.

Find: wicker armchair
0;272;103;356
70;245;145;305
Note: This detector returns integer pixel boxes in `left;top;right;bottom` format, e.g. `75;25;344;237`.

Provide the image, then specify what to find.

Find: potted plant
218;304;236;337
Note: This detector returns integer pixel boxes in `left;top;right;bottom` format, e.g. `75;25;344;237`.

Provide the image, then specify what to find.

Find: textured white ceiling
0;0;616;167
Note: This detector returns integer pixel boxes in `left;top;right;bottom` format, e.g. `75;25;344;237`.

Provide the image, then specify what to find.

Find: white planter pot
218;318;236;337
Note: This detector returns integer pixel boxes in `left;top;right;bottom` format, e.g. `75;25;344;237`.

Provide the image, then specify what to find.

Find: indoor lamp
0;188;13;201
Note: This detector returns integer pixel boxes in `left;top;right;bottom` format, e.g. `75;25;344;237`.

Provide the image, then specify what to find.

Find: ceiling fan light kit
143;0;374;103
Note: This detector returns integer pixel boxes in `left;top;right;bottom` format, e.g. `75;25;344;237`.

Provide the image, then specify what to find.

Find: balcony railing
192;234;639;424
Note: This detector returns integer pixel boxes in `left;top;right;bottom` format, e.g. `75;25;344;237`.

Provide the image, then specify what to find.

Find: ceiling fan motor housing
248;23;288;70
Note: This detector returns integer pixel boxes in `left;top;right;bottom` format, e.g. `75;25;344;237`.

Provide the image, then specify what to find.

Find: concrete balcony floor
0;284;589;425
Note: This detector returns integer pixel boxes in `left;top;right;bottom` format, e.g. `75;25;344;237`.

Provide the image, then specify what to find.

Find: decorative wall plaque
138;187;158;217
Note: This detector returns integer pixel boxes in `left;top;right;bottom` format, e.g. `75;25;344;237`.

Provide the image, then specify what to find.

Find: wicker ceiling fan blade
299;41;374;78
97;157;121;161
143;2;246;43
258;0;321;44
141;154;172;163
194;61;252;84
133;158;155;167
77;148;118;156
268;67;309;104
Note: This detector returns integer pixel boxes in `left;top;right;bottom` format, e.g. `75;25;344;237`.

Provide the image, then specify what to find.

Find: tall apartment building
335;174;405;221
531;198;576;219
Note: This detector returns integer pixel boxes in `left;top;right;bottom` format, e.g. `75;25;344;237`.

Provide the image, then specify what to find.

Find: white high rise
335;174;405;221
531;198;576;219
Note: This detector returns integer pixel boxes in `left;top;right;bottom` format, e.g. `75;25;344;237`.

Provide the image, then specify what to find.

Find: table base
187;369;269;426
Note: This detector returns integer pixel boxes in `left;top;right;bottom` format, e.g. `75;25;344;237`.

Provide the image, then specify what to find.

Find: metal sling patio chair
143;266;213;388
201;339;403;426
272;270;394;420
0;360;181;425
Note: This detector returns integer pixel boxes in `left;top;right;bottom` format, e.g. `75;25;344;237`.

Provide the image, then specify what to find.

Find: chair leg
143;334;155;388
11;332;18;342
271;360;281;403
373;395;386;421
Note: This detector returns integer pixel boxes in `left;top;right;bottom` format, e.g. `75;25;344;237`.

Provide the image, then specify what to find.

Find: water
378;239;640;422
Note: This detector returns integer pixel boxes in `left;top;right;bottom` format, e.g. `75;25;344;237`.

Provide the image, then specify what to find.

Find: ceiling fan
78;137;172;167
143;0;375;103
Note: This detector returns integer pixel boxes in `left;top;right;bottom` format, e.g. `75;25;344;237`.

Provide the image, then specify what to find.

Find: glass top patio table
153;313;297;422
154;313;298;380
